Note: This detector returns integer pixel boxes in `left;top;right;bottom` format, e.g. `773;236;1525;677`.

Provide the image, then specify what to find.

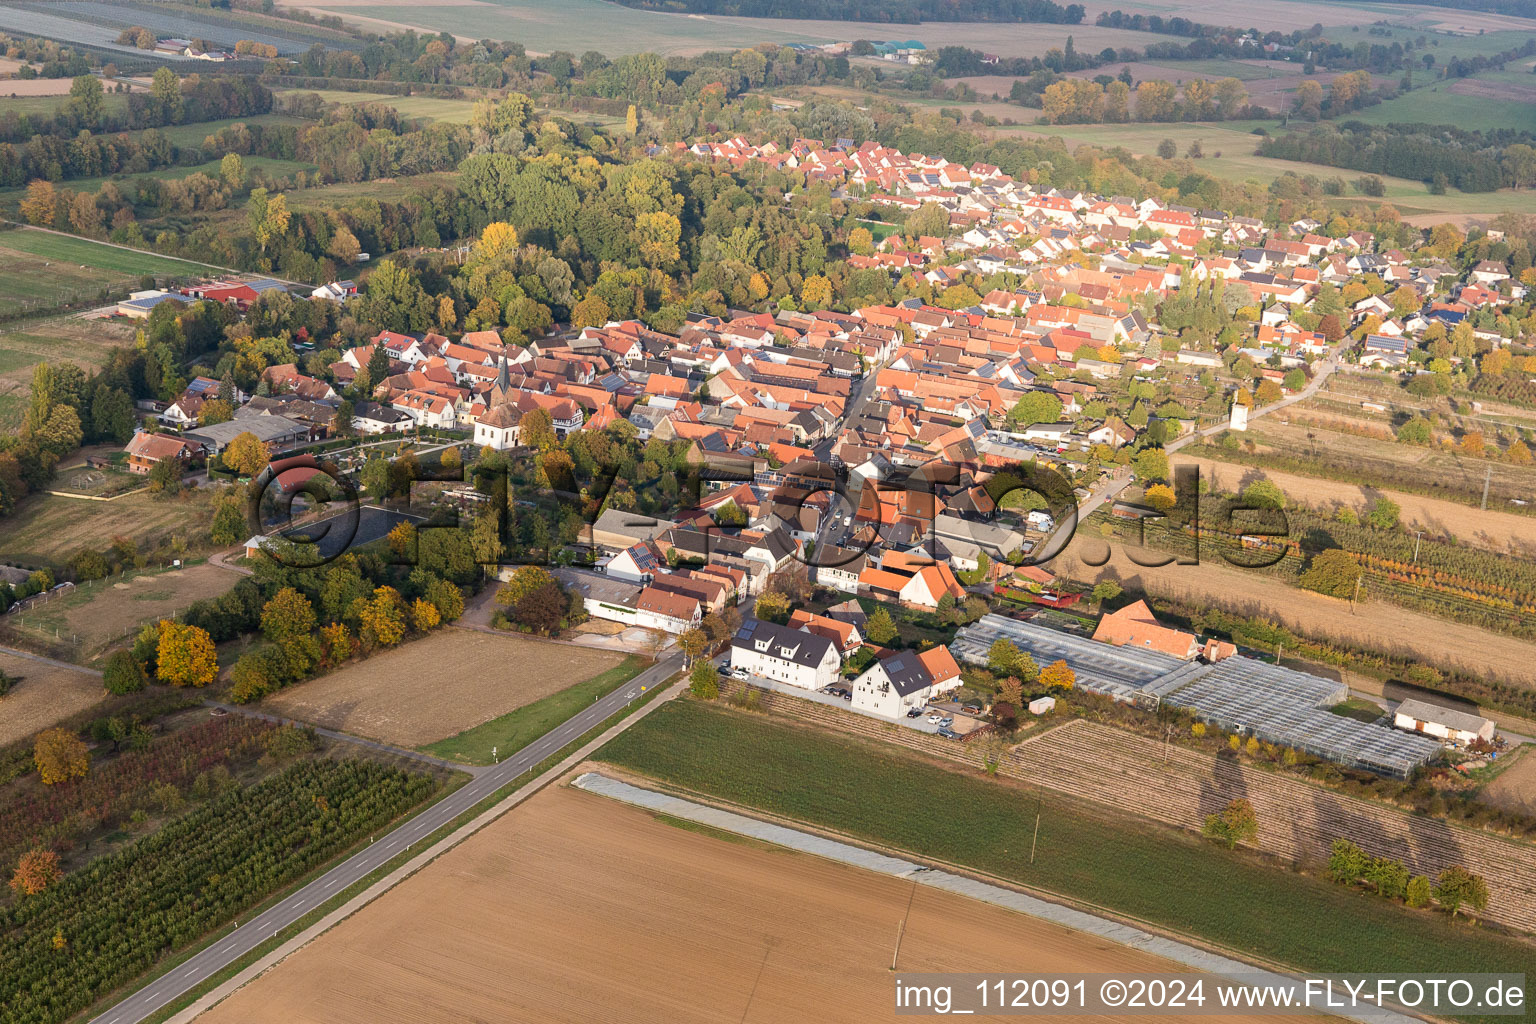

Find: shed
1393;699;1495;745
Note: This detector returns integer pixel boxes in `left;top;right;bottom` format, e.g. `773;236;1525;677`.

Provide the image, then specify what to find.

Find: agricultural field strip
574;771;1421;1024
713;683;1536;933
82;652;684;1024
1009;721;1536;933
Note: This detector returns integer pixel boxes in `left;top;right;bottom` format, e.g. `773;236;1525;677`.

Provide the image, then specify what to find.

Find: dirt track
192;784;1318;1024
261;631;620;747
1177;455;1536;555
1050;539;1536;687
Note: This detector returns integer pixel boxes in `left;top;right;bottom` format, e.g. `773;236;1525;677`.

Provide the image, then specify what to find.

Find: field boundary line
576;766;1445;1024
44;487;149;502
160;678;687;1024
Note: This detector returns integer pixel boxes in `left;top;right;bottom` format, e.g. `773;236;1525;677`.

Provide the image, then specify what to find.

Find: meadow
598;699;1536;1000
275;88;481;123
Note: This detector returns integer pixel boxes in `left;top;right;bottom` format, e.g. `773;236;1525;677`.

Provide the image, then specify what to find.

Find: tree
1156;137;1176;159
151;65;183;121
632;211;681;268
1328;838;1368;884
358;586;407;647
1143;483;1176;512
1040;659;1075;691
155;620;218;687
1433;865;1489;917
1299;548;1361;599
1009;390;1063;426
625;103;639;136
1134;447;1170;484
678;627;709;665
570;293;611;329
9;848;62;896
802;274;833;310
34;728;89;785
1254;379;1283;406
1202;798;1258;849
1293;79;1323;119
1091;580;1123;604
498;565;558;608
102;649;146;694
1405;875;1433;909
520;407;556;451
1240;479;1286;510
261;587;316;644
1366;856;1409;901
690;660;720;699
1396;415;1431;445
387;520;417;558
755;590;791;623
220;152;245;190
20;179;58;227
320;622;354;665
1137;80;1177;121
222;432;269;477
987;637;1021;676
865;606;897;645
412;597;441;631
512;581;565;635
1366;497;1400;530
848;226;874;256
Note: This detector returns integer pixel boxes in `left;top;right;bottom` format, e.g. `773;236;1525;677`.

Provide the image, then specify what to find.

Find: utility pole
1029;794;1043;864
1481;464;1491;511
1413;529;1424;563
1350;573;1363;614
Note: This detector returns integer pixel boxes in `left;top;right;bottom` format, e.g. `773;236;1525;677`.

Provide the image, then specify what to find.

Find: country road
89;652;685;1024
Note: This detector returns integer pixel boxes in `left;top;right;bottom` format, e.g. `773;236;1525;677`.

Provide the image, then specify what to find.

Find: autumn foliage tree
9;848;62;896
357;586;407;648
1202;798;1258;849
155;620;218;687
34;728;89;785
1040;659;1075;691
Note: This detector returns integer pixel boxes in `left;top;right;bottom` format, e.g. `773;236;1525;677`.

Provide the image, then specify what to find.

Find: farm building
1393;699;1496;746
951;614;1440;778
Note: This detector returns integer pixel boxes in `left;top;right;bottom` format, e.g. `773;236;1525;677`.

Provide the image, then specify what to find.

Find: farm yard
260;630;623;748
0;651;105;746
187;781;1318;1024
596;700;1536;990
1048;538;1536;688
3;563;235;662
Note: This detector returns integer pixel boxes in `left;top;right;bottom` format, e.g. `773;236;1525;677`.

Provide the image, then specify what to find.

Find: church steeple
492;354;513;404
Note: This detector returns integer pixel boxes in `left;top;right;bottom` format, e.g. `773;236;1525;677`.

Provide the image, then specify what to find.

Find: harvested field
262;630;621;747
0;652;104;746
1174;454;1536;556
0;77;73;96
1480;748;1536;817
1048;539;1536;687
6;565;235;658
1009;720;1536;934
192;783;1314;1024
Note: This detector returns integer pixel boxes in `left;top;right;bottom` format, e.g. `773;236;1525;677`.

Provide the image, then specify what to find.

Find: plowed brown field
261;631;619;747
0;652;103;746
193;785;1318;1024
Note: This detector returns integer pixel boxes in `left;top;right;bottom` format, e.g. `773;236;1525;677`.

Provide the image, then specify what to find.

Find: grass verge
420;654;647;765
596;699;1536;1019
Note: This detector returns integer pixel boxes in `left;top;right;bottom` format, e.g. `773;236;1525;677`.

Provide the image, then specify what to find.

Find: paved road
90;652;684;1024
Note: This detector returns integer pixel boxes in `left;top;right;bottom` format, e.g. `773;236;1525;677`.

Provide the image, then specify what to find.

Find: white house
729;618;841;691
1393;699;1495;746
850;646;962;719
552;568;701;635
351;400;411;435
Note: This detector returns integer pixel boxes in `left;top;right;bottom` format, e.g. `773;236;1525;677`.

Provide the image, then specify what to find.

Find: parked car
906;708;923;718
939;717;954;728
962;704;982;715
925;712;943;724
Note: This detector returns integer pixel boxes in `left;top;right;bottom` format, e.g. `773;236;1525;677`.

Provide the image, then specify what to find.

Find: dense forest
609;0;1084;23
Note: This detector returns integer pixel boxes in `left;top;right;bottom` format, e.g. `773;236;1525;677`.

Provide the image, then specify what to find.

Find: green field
1346;81;1536;134
1002;119;1534;219
276;88;481;124
421;654;649;765
0;230;207;317
598;700;1536;1001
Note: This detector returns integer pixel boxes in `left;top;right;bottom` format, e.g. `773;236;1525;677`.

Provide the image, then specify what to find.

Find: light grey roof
1394;699;1493;735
